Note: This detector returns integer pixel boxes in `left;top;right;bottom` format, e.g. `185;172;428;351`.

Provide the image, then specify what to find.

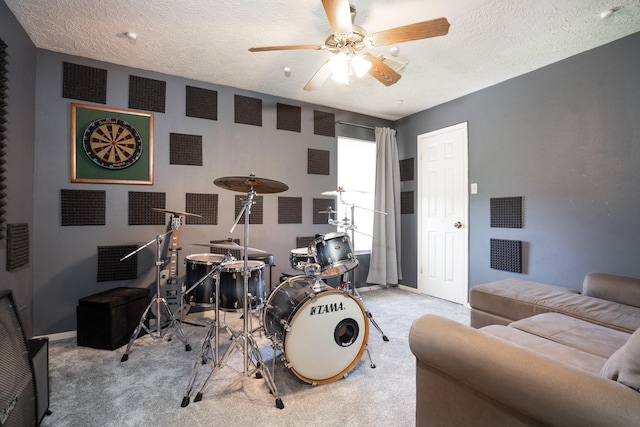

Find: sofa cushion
509;313;630;359
481;324;607;374
601;327;640;391
583;272;640;309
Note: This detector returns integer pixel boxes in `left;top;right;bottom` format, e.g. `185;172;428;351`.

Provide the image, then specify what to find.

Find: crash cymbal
152;208;202;218
214;173;288;194
319;207;337;214
321;186;370;196
192;242;266;253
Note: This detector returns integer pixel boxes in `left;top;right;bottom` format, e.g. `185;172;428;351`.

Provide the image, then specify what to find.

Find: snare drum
185;253;226;307
218;260;265;312
263;275;369;384
309;232;359;278
289;247;314;270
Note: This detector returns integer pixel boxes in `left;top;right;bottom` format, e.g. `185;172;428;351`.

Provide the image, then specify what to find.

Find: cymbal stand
338;198;390;342
183;188;283;409
120;217;191;362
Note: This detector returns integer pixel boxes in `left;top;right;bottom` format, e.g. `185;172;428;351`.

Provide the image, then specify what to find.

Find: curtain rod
335;120;375;130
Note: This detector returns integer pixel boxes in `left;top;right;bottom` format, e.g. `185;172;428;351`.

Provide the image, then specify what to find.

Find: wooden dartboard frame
71;103;154;185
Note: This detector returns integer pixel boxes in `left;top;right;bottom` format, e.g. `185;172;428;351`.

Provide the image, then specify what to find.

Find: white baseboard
35;330;76;342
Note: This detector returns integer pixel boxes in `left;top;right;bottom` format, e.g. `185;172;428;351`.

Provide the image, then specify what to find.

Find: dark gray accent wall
31;50;391;335
0;1;37;336
396;32;640;292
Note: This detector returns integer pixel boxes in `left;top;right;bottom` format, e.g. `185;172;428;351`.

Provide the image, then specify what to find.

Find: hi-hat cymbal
152;208;202;218
192;242;266;253
319;207;337;214
214;174;288;194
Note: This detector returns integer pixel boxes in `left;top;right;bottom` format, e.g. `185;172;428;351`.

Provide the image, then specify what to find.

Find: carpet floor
40;285;470;427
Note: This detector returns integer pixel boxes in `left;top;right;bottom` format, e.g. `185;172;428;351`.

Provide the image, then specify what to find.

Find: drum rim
221;260;265;271
314;231;348;241
186;253;227;264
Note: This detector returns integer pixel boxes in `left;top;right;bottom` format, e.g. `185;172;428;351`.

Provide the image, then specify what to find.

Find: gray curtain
366;127;402;285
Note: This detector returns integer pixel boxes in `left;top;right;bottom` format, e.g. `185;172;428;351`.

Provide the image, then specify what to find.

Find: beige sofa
409;272;640;426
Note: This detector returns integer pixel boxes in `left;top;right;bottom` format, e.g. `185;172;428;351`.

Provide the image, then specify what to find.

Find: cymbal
319;208;337;214
321;186;370;196
152;208;202;218
192;242;266;253
214;174;288;194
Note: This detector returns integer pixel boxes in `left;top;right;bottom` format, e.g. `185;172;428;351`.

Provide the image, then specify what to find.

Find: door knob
453;221;462;229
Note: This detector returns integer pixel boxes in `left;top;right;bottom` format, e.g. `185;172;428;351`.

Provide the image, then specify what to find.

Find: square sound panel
234;95;262;126
6;223;29;271
308;149;330;175
97;245;138;282
490;238;522;273
61;189;106;226
314;110;335;137
235;195;263;224
297;236;316;249
277;103;301;132
278;197;302;224
129;75;166;113
186;86;217;120
313;198;335;224
128;192;165;225
491;196;523;228
400;158;414;182
401;191;414;214
62;62;107;104
170;133;202;166
185;193;218;225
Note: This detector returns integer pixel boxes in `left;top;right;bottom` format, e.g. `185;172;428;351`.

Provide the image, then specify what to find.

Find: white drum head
283;289;369;384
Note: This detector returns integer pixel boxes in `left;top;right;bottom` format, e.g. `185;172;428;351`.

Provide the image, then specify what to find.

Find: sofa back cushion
583;272;640;308
601;327;640;391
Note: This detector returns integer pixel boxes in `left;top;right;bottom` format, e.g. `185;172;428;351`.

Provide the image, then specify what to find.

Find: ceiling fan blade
367;17;450;47
249;44;325;52
363;53;402;87
322;0;353;35
304;60;333;91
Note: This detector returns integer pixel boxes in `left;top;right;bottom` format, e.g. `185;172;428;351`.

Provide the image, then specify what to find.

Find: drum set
121;173;385;410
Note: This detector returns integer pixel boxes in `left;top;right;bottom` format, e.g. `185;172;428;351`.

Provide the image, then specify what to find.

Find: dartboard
82;117;143;169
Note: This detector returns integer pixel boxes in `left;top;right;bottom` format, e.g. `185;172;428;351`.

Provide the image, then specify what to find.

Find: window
337;137;376;252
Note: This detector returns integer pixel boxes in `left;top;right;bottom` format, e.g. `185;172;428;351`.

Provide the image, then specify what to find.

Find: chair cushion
601;327;640;391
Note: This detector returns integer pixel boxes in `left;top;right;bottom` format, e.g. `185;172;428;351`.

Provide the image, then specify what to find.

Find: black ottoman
77;287;150;350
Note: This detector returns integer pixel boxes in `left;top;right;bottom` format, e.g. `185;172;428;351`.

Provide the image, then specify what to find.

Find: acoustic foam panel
490;238;522;273
308;149;330;175
0;38;7;240
97;245;138;282
277;103;301;132
401;191;415;214
296;236;316;249
128;192;166;225
128;75;166;113
6;223;29;271
234;94;262;126
234;194;263;224
313;198;335;224
169;133;202;166
62;62;107;104
186;86;217;120
490;196;523;228
60;189;106;226
185;193;218;225
0;290;37;427
313;110;335;137
400;158;414;182
278;197;302;224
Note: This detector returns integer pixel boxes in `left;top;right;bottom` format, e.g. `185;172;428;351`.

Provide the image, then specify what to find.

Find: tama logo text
310;302;346;315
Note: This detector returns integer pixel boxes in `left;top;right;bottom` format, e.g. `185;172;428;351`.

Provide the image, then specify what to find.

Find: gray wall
0;1;37;336
32;50;391;335
397;32;640;292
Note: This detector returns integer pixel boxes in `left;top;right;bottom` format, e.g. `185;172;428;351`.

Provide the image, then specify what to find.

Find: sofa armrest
582;272;640;308
409;314;640;427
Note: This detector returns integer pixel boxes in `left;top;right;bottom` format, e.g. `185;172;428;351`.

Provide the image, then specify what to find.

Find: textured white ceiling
5;0;640;120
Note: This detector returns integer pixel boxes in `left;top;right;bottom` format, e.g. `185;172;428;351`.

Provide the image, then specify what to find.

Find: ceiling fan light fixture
351;54;372;77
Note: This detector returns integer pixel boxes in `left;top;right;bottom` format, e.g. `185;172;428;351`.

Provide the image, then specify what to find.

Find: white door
417;122;469;304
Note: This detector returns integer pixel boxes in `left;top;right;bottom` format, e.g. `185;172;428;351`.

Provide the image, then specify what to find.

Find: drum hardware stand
182;174;284;409
336;196;390;342
120;215;192;362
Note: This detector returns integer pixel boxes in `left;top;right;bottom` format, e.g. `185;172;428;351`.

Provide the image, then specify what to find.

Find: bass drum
263;275;369;385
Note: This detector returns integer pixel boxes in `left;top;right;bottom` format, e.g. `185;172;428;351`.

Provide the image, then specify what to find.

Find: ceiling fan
248;0;450;90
